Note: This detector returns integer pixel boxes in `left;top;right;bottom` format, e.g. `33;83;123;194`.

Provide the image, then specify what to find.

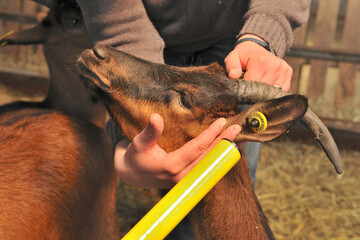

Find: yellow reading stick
122;138;241;240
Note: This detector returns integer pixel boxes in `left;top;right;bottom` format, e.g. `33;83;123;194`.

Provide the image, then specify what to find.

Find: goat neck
188;152;275;239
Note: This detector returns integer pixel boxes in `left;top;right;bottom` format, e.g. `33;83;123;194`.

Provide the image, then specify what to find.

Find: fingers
132;113;164;150
175;118;227;160
115;137;130;150
114;138;130;161
275;63;292;91
114;138;130;168
173;124;242;182
240;53;292;91
242;66;265;83
194;124;242;162
225;38;293;91
161;118;228;180
224;50;244;79
151;118;241;185
113;138;131;180
114;116;242;188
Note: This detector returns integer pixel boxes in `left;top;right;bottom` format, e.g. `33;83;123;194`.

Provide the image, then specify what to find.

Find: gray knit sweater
77;0;311;61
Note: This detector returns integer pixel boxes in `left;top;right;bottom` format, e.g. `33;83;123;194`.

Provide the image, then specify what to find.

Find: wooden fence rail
285;0;360;128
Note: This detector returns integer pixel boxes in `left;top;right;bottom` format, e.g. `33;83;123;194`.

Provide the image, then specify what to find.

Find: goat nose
93;45;108;60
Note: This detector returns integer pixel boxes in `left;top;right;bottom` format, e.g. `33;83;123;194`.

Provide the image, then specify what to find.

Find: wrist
239;34;264;42
235;34;273;54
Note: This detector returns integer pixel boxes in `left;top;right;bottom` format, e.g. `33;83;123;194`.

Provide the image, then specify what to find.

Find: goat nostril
93;46;107;60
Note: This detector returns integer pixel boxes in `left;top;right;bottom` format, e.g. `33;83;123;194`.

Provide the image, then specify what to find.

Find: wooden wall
285;0;360;128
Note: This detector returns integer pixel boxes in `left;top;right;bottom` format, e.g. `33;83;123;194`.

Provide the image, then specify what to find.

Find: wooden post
307;0;340;97
2;0;22;58
285;24;309;93
335;0;360;107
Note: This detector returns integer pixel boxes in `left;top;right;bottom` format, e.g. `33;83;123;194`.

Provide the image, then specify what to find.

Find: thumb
133;113;164;150
224;49;244;79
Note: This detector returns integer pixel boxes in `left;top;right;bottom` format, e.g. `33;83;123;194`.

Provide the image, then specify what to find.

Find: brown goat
0;108;119;239
77;45;343;239
0;0;106;127
0;1;120;239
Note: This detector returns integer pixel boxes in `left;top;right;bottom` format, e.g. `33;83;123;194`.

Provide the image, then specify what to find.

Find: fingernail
218;118;227;128
228;69;241;79
231;125;241;137
228;69;236;78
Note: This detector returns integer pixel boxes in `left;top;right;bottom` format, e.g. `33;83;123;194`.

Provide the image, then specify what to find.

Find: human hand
224;34;292;91
114;113;241;189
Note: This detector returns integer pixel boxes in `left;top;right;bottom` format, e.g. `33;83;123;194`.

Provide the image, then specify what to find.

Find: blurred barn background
0;0;359;239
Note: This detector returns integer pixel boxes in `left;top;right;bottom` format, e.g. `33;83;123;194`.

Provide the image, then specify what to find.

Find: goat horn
31;0;53;8
0;31;15;47
235;79;343;174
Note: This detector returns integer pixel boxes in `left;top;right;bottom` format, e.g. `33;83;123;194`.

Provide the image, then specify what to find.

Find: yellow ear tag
248;111;267;133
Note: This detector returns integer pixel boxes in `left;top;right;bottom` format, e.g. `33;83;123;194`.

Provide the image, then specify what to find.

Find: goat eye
65;17;81;29
71;18;80;27
179;93;191;109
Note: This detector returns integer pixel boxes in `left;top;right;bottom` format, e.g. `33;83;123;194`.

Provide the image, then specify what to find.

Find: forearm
76;0;165;63
239;0;311;57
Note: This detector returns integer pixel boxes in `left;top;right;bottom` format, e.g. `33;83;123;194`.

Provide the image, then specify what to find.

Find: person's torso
142;0;250;51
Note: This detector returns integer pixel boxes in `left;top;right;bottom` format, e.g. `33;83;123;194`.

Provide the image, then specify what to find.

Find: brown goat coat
0;109;119;239
0;2;117;239
189;155;274;240
77;46;311;239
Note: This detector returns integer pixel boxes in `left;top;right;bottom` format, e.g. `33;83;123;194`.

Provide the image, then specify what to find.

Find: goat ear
0;25;44;46
226;95;308;142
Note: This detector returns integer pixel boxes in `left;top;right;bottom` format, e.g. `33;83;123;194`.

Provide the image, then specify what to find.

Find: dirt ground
256;139;359;240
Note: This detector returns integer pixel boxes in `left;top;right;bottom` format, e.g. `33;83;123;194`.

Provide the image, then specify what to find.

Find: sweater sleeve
239;0;311;57
76;0;165;63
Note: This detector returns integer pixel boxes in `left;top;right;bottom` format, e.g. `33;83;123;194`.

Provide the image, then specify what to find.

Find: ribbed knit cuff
239;14;292;57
